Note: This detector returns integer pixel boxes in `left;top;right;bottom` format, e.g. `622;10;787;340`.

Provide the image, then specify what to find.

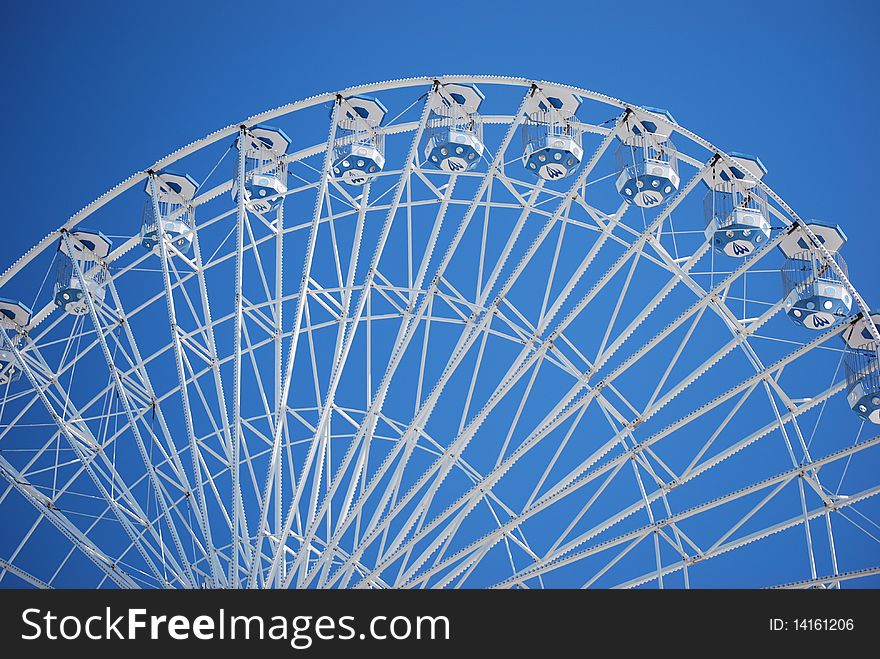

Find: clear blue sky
2;0;878;289
0;0;877;588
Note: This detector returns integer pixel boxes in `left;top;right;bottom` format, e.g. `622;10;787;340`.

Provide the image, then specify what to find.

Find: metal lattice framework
0;75;878;589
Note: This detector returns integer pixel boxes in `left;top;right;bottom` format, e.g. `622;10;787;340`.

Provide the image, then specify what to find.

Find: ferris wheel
0;76;878;589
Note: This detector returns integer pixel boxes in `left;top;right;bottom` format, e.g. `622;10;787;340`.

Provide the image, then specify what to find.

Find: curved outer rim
2;74;876;348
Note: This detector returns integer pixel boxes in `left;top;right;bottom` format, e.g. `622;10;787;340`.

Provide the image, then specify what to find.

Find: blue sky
0;1;878;588
2;0;878;288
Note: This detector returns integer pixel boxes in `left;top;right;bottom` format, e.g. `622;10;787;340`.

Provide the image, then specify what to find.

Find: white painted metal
0;77;876;590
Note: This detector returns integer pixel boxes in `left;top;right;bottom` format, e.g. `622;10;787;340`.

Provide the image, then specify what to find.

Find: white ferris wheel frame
0;75;877;590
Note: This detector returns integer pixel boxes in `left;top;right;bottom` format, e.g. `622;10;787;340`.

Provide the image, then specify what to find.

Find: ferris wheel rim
2;73;875;345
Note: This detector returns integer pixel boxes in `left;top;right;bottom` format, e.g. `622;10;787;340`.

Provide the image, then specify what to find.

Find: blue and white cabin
615;107;680;208
53;229;112;316
0;299;33;385
232;125;291;214
779;222;851;330
842;309;880;350
142;170;197;253
522;91;583;181
703;153;770;258
424;83;485;173
845;342;880;424
0;298;33;331
332;96;387;186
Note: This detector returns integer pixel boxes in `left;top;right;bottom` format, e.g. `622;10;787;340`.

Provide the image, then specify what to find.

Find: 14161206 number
792;619;854;631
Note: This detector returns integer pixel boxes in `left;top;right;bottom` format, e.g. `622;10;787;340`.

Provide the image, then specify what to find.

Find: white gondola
0;299;32;384
53;228;112;316
522;91;583;181
616;107;679;208
332;96;386;186
0;298;33;330
703;153;770;258
779;222;851;330
142;170;198;253
845;342;880;424
842;309;880;349
232;124;291;214
424;83;485;173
